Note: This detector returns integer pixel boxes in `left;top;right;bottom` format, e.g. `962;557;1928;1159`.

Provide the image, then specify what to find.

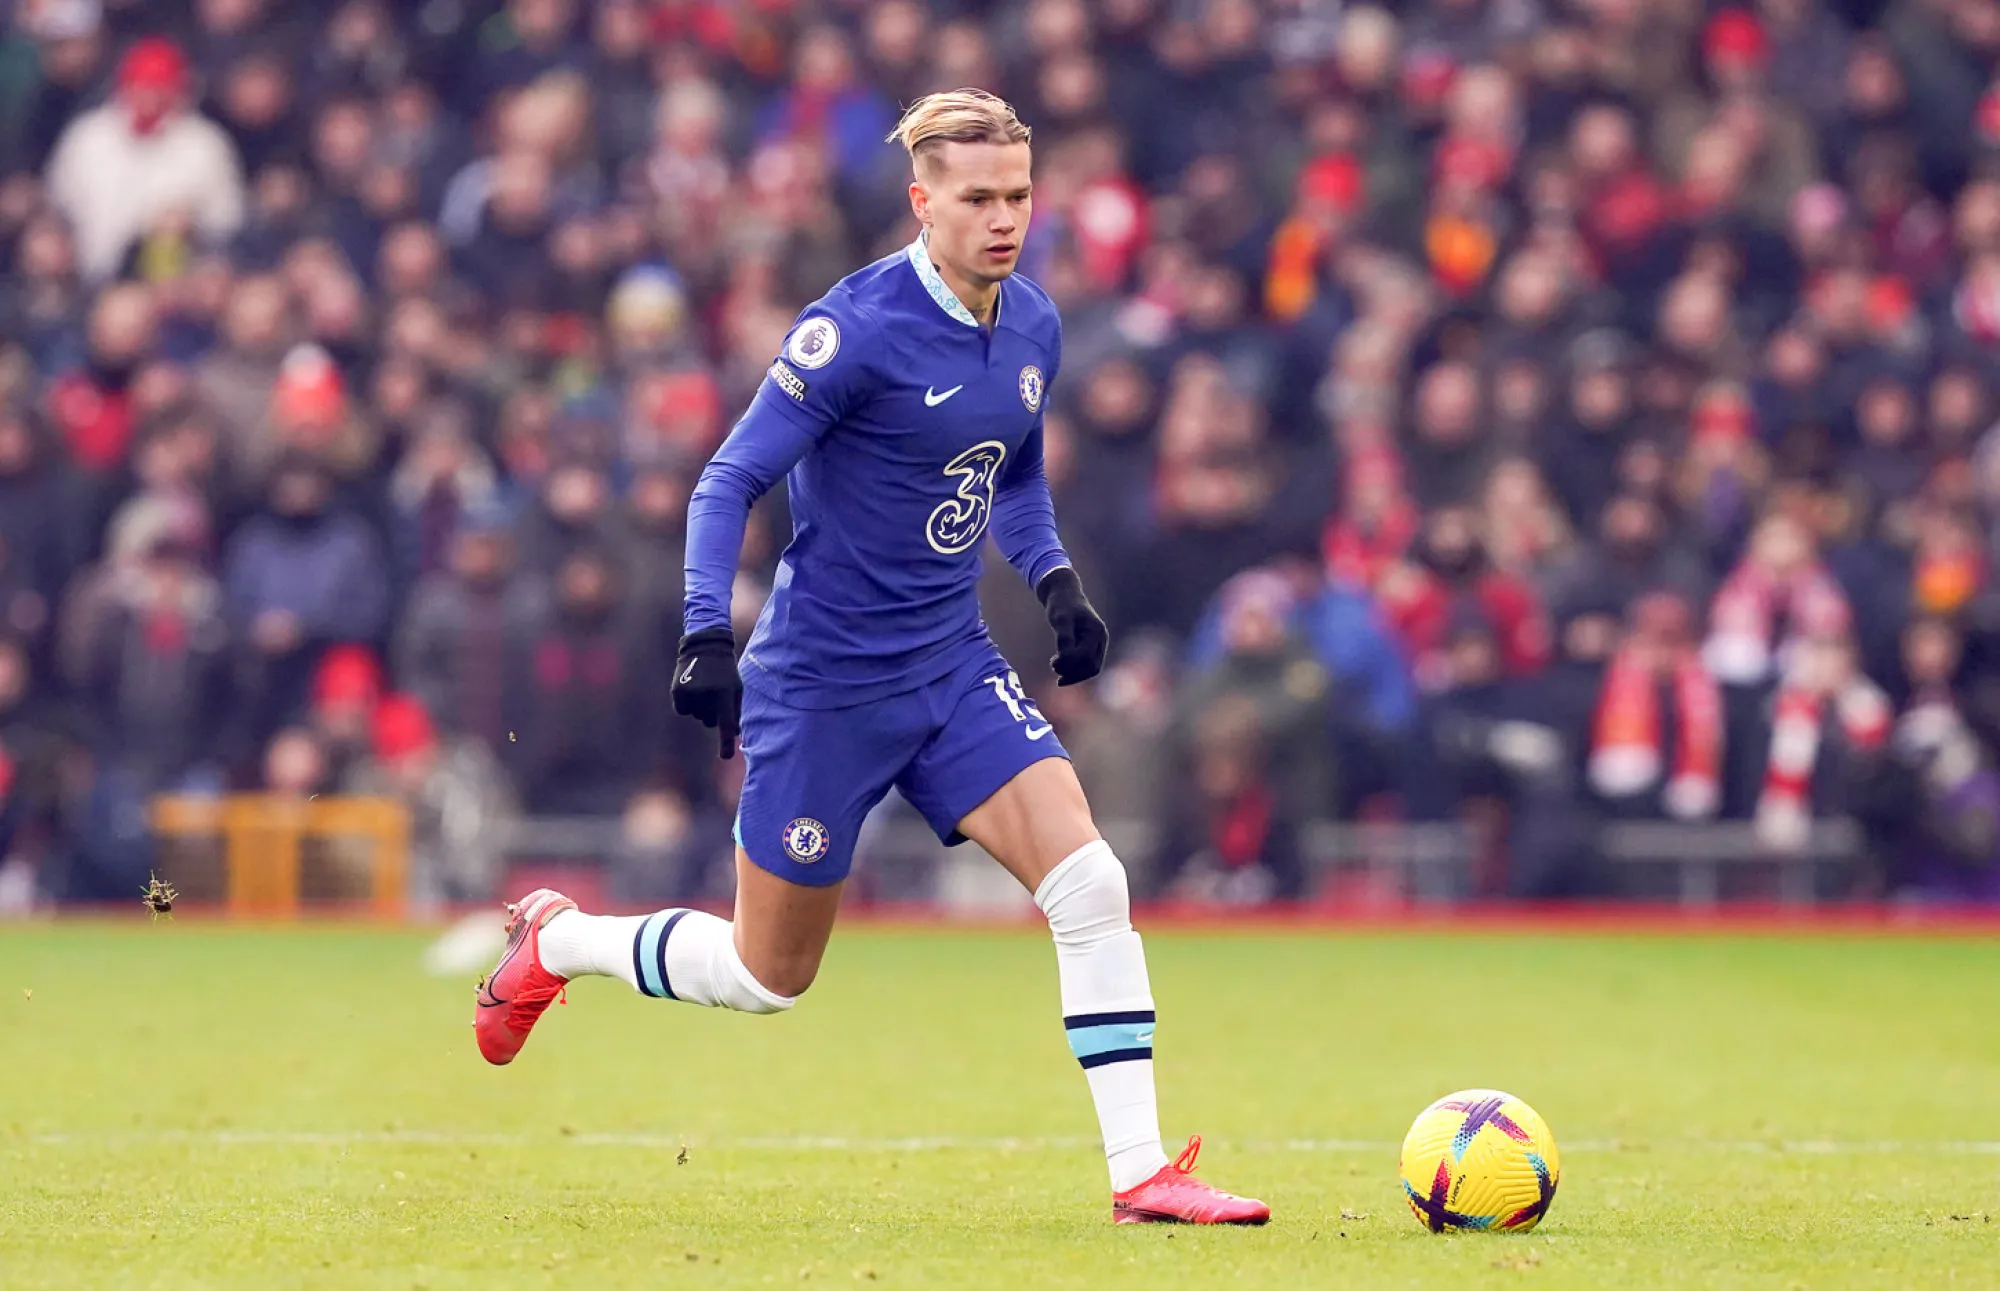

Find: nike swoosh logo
476;929;525;1009
1025;722;1053;741
924;384;964;407
677;658;698;685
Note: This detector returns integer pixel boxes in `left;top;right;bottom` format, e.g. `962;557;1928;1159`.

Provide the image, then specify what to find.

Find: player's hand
671;627;743;758
1036;567;1109;686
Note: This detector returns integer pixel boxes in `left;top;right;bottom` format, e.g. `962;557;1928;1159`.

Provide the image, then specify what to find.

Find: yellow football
1399;1089;1560;1233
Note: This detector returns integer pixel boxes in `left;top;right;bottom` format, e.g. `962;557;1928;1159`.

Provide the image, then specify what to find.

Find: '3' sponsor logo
925;440;1007;555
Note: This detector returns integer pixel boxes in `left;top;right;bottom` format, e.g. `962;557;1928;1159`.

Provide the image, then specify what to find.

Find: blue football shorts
734;644;1069;886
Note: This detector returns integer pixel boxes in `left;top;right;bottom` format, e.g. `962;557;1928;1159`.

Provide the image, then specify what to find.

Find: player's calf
537;905;795;1014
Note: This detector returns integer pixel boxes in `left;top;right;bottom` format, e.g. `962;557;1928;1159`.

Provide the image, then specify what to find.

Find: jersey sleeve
750;301;876;432
681;302;875;637
989;321;1071;591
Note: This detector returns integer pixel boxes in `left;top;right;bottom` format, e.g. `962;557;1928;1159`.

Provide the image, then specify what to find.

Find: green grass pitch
3;922;1997;1289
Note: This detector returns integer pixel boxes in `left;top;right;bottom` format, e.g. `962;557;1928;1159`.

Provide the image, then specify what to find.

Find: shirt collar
905;234;986;329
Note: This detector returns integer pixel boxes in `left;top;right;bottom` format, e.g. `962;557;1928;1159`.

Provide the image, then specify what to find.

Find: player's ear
909;179;929;227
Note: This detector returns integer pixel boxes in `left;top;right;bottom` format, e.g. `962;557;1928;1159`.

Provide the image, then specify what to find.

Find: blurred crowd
5;0;2000;911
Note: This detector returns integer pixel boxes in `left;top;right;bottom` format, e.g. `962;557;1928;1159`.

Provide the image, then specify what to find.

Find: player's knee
1034;839;1131;947
720;940;802;1013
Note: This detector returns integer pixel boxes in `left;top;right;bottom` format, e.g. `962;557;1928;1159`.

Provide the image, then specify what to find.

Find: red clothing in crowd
1378;567;1552;688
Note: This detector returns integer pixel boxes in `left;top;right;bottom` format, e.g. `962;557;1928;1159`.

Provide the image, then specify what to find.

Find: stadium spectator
607;781;735;906
1154;691;1308;905
385;397;501;591
306;643;383;788
1860;616;2000;900
1058;633;1177;853
502;545;663;816
0;402;83;656
1125;353;1319;634
263;342;380;489
1587;591;1724;822
46;35;244;282
1168;569;1336;831
1478;456;1574;583
195;273;289;482
47;281;159;482
516;451;617;573
1186;561;1416;762
1753;629;1891;851
1380;505;1551;691
1545;492;1707;625
393;502;531;755
7;211;90;374
262;725;329;798
221;456;389;741
0;631;77;910
2;0;115;178
344;691;519;910
756;24;897;189
1406;606;1593;896
56;492;229;897
460;0;588;114
1703;512;1853;688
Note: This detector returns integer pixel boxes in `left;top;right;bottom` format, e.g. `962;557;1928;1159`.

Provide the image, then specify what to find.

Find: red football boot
473;888;577;1066
1112;1136;1271;1225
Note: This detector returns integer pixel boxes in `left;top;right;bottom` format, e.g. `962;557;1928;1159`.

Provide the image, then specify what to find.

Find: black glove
671;627;743;759
1037;566;1109;686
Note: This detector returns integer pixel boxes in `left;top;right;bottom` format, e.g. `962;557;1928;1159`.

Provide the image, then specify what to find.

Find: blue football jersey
682;237;1069;709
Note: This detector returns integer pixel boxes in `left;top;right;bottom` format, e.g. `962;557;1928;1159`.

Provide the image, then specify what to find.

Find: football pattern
1399;1089;1560;1233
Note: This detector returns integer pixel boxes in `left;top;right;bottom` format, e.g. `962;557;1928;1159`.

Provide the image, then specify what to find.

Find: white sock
1035;840;1170;1192
539;909;794;1014
539;911;648;986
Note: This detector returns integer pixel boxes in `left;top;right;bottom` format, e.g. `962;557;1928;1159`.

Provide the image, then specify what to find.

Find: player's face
914;141;1033;287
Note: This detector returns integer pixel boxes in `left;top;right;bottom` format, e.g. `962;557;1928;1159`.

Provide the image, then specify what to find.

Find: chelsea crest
783;817;830;864
1019;365;1045;413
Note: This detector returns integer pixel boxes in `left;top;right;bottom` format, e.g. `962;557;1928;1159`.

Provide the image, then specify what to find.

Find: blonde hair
887;89;1031;174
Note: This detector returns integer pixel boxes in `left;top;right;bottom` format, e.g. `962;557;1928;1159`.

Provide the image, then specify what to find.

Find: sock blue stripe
1067;1019;1156;1062
631;915;653;997
655;909;690;1001
1063;1009;1156;1030
634;912;672;998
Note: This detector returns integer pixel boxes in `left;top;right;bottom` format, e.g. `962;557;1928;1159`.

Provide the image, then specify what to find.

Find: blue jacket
1186;580;1416;734
223;514;390;644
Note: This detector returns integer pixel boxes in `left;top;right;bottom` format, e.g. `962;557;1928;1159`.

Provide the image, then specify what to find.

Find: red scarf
1588;646;1723;818
1758;675;1890;844
1703;561;1851;685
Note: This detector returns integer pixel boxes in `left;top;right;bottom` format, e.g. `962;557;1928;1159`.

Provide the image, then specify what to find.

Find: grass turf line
2;926;1996;1289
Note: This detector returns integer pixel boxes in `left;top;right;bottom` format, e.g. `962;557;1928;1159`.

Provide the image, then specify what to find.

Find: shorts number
985;670;1053;741
927;440;1008;555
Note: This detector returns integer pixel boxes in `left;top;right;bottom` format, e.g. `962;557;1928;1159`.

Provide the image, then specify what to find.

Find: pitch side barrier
488;813;1867;910
142;797;1863;918
146;794;409;917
